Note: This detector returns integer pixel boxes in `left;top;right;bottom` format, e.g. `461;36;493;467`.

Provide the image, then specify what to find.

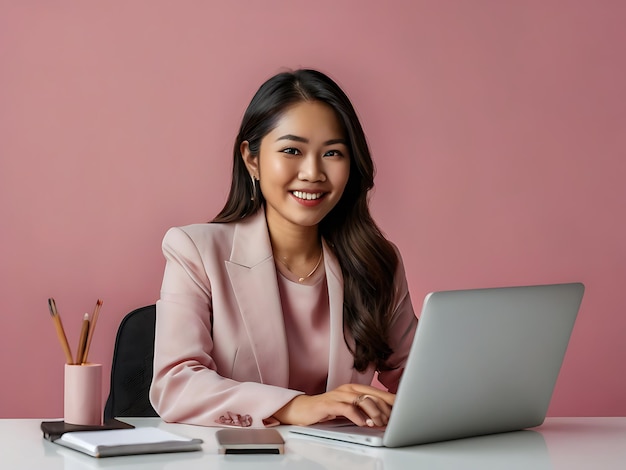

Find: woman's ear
240;141;259;178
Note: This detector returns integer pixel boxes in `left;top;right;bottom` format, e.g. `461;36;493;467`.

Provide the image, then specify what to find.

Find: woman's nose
298;154;326;182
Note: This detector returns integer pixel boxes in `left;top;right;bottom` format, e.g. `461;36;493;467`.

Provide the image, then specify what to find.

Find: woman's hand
273;384;395;427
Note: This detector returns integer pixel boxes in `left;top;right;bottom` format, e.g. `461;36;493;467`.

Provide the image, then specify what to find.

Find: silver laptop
290;282;585;447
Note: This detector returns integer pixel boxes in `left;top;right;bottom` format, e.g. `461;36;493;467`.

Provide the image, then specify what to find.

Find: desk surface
3;417;625;469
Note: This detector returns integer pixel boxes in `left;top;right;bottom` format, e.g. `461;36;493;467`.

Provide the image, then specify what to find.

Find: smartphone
216;428;285;455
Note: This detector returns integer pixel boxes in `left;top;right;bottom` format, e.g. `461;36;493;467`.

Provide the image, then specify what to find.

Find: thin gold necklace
277;250;323;283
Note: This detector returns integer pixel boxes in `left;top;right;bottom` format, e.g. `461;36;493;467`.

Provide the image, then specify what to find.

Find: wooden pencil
81;299;103;364
75;313;90;366
48;298;74;364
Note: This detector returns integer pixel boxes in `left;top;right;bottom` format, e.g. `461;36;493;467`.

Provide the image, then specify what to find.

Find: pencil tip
48;298;56;316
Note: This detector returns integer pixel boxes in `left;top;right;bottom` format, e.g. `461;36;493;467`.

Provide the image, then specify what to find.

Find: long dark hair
214;69;398;372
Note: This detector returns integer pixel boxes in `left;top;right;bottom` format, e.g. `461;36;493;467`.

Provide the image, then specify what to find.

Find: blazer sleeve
149;227;303;428
376;247;419;393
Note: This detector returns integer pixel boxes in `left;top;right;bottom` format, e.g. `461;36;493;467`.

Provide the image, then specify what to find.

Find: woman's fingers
273;384;396;427
341;384;396;407
331;389;393;427
351;394;391;427
353;393;392;416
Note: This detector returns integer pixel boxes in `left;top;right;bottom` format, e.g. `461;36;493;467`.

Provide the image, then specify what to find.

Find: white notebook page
59;428;193;453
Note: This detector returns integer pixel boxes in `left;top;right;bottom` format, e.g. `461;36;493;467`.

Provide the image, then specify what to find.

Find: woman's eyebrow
324;138;347;146
276;134;347;146
276;134;308;143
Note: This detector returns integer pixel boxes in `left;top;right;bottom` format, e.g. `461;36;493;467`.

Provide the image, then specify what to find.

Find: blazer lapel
324;242;358;389
225;210;290;387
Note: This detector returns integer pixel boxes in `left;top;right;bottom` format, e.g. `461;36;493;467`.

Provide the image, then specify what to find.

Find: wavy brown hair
213;69;398;372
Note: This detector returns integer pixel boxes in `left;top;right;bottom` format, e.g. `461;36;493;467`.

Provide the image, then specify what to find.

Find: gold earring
250;175;257;201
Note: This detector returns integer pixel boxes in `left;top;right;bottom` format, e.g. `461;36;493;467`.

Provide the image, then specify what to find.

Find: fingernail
366;419;374;427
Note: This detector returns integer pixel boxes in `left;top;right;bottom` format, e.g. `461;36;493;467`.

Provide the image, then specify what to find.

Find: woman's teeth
292;191;323;200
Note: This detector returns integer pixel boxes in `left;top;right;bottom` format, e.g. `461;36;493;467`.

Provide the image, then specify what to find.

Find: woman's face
243;100;351;233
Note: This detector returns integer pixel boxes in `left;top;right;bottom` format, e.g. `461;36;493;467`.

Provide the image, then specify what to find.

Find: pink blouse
275;260;330;395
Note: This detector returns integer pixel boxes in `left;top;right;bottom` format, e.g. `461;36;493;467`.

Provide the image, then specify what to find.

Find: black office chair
104;304;159;420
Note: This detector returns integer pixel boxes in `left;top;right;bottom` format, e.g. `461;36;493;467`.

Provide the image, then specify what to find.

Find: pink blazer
149;209;417;427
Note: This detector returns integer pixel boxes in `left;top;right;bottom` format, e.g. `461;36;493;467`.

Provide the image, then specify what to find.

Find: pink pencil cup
64;363;102;425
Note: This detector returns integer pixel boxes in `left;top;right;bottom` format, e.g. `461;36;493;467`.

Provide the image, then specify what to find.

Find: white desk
3;417;625;469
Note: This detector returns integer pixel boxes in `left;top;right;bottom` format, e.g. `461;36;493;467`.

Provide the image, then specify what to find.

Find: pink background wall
1;1;624;419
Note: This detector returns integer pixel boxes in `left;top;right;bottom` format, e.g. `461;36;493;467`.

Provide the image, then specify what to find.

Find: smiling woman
243;101;351;233
149;69;418;429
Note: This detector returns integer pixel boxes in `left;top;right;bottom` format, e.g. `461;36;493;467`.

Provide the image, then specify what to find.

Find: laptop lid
291;282;584;447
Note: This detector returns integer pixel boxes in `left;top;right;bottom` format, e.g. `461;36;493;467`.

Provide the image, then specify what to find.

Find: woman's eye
324;149;343;157
281;147;301;155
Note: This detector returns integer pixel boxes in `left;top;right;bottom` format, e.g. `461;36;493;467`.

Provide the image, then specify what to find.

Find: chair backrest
104;304;159;420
